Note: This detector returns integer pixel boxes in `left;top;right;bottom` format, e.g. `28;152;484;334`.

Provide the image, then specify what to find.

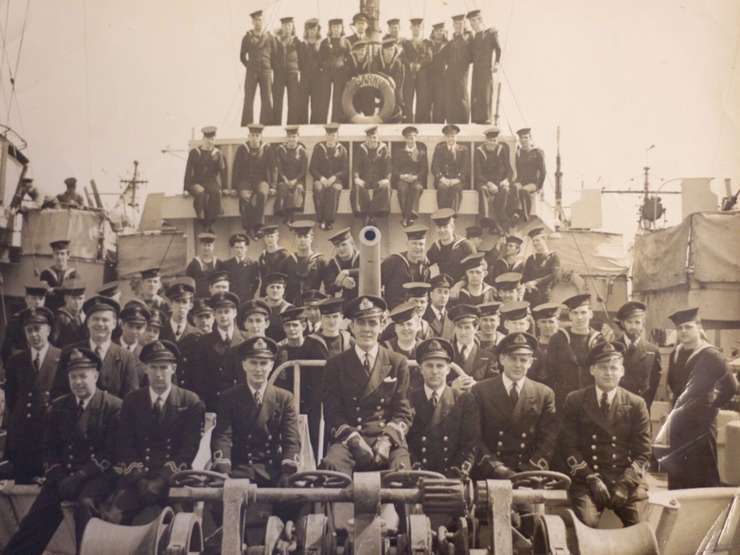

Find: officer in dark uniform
407;338;477;477
428;22;448;123
322;227;360;301
514;128;547;221
614;301;661;410
444;14;472;123
159;278;197;346
467;10;501;124
183;126;227;233
449;304;497;384
40;239;79;312
232;124;274;239
188;292;246;412
562;341;651;527
51;278;87;348
426;208;475;283
309;297;354;359
274;125;307;223
353;126;392;225
379;36;405;121
472;332;559;479
1;279;49;366
3;307;61;483
177;301;213;391
223;233;260;305
522;227;561;307
431;124;469;212
3;348;121;555
241;9;275;126
321;296;413;474
262;273;294;342
284;220;326;305
299;18;327;124
309;123;348;230
488;235;523;285
109;340;204;524
257;225;290;296
54;177;85;208
475;128;517;234
273;17;301;125
402;18;433;123
381;224;431;309
185;232;224;299
392;126;428;227
423;274;456;341
212;336;300;485
319;19;352;123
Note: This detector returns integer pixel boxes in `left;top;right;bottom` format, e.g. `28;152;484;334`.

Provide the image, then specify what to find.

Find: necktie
460;345;468;360
363;353;371;374
176;324;183;339
600;391;609;416
254;389;263;406
76;398;85;419
153;396;164;419
94;345;102;361
510;382;519;405
431;391;439;408
33;353;40;372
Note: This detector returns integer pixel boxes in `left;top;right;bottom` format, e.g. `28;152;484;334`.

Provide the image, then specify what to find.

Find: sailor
467;10;501;124
444;14;472;123
614;301;661;410
222;233;260;304
456;253;496;306
232;124;274;239
142;308;164;346
273;16;302;125
319;19;352;123
383;302;422;366
347;13;373;115
353;125;392;226
257;224;290;296
400;282;434;341
514;128;547;221
407;338;477;477
488;235;524;285
212;336;300;486
308;297;355;359
3;348;121;555
521;227;561;307
3;307;61;483
109;340;204;524
477;301;505;353
465;225;484;251
323;227;360;300
426;208;475;283
137;267;170;314
532;302;563;374
431;124;469;212
239;299;271;339
188;298;215;336
392;126;428;227
159;277;197;346
423;273;456;341
185;232;224;299
401;18;433;123
562;341;651;528
475;128;517;234
274;125;307;223
1;279;49;365
40;239;79;312
547;293;604;410
188;292;245;412
309;123;348;230
240;9;276;126
284;220;326;305
298;18;327;124
301;290;327;334
449;304;497;386
51;278;87;348
116;302;150;383
183;126;226;233
379;36;405;120
207;270;230;297
55;177;85;208
262;272;294;342
472;332;558;480
500;301;546;382
663;307;738;489
321;295;413;474
52;295;140;401
381;224;431;309
428;22;448;123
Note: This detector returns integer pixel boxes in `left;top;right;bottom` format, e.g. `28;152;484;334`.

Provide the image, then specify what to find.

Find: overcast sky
1;0;738;238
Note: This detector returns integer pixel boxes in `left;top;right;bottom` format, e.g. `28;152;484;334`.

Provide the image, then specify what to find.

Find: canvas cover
548;230;629;277
116;231;187;278
21;208;114;260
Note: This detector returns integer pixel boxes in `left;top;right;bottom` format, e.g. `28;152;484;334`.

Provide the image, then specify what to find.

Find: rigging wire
81;0;93;177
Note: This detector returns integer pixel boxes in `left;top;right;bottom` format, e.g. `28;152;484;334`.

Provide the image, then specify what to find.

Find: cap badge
359;297;373;311
514;334;527;345
254;338;268;350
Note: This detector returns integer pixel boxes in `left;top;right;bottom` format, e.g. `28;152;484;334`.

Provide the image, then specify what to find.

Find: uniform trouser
4;475;114;555
570;487;647;528
518;186;538;221
313;180;342;224
667;432;721;490
238;183;269;230
107;474;169;525
242;68;273;126
354;182;391;218
326;69;349;123
470;67;494;124
395;177;423;220
436;180;463;212
403;69;431;123
188;181;222;227
320;438;411;475
7;446;44;484
275;181;305;216
300;70;329;124
445;71;470;123
429;71;447;123
479;186;521;232
273;71;301;125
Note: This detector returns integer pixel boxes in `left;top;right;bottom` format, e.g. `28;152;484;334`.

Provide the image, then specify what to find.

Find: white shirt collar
248;382;268;401
502;373;526;394
595;386;618;406
456;340;474;356
424;383;446;401
171;318;186;334
219;325;234;342
74;389;96;410
121;339;138;353
31;343;50;364
89;339;112;360
149;386;172;406
355;344;379;367
431;305;445;320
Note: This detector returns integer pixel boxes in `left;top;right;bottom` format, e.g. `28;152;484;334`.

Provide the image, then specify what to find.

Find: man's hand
523;183;537;193
524;280;537;291
378;178;390;189
239;190;251;200
328;175;336;185
281;458;298;477
354;177;365;188
334;270;349;287
342;276;356;290
347;433;374;467
600;324;616;342
491;464;516;479
191;184;205;195
611;482;630;508
268;187;277;197
373;436;392;467
451;373;475;393
213;461;232;475
586;474;611;506
449;280;464;300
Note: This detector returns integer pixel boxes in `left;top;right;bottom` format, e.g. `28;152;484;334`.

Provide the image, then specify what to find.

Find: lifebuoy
341;73;397;123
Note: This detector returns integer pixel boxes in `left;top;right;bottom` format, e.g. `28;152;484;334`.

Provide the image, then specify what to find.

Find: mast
555;126;564;225
120;160;148;211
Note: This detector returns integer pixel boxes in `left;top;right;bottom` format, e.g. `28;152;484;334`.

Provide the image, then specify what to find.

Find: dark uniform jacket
470;28;501;71
355;142;392;185
52;308;86;348
426;236;475;283
40;266;78;312
378;49;405;113
521;251;561;306
475;142;513;186
515;147;546;190
158;320;198;347
309;331;354;360
52;342;140;401
402;38;433;73
233;142;273;190
274;143;308;183
212;383;300;484
472;375;559;471
391;143;428;186
1;311;33;366
177;331;206;390
183;147;227;193
618;337;661;409
456;284;497;307
115;385;204;481
452;339;498;383
407;386;477;476
319;36;352;71
222;255;261;304
546;328;602;410
323;252;360;300
310;141;349;182
188;328;247;412
284;251;327;306
44;389;122;482
265;299;294;343
185;256;224;299
258;248;291;293
562;386;650;497
431;143;469;184
381;252;431;309
423;306;455;342
488;257;523;285
240;29;275;71
323;346;413;447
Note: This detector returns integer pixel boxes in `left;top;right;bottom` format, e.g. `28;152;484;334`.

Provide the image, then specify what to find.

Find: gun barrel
358;225;381;297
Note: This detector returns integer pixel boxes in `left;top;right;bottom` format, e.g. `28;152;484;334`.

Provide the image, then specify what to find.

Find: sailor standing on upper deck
183;126;226;233
467;9;501;125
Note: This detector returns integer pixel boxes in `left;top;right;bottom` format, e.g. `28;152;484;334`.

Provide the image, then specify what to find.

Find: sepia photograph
0;0;738;553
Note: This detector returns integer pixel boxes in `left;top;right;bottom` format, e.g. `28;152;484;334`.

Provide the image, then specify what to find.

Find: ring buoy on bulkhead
341;73;397;123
